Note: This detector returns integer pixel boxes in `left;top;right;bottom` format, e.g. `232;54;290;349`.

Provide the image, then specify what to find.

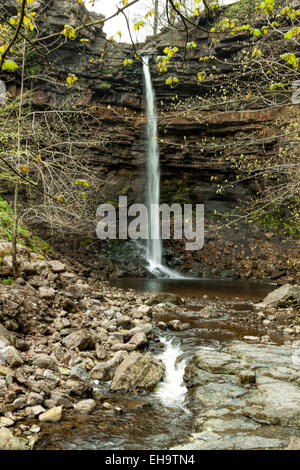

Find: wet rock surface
178;338;300;450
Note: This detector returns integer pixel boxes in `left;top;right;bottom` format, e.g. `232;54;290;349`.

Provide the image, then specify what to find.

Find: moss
2;276;14;285
0;196;53;254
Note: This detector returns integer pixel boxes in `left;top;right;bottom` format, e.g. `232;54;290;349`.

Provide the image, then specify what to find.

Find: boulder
110;352;165;392
147;293;184;306
129;332;148;348
256;284;300;309
0;428;28;450
32;354;57;370
38;287;56;300
198;306;221;319
48;260;66;273
64;330;95;350
2;346;23;368
74;399;96;414
39;406;62;422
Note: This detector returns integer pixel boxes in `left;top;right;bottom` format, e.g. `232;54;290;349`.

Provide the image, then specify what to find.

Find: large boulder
256;284;300;309
110;352;165;392
146;293;184;306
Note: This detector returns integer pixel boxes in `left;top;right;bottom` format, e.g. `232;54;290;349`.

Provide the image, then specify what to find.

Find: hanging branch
0;0;27;73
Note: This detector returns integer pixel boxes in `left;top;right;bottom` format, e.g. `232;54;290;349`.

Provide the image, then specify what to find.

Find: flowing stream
35;278;284;450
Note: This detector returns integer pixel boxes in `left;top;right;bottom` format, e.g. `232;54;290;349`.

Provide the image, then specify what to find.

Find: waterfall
143;56;162;268
142;57;183;280
154;336;189;413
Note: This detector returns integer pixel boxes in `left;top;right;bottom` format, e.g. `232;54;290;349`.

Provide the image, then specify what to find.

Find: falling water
154;336;189;412
143;56;162;268
142;58;184;279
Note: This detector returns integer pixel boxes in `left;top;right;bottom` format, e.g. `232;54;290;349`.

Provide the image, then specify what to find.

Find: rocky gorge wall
0;0;299;282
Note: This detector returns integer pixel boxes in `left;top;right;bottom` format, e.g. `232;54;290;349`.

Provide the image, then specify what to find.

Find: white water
154;336;189;412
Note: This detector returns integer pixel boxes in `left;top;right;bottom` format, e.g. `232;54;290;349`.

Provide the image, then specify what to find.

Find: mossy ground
0;196;53;254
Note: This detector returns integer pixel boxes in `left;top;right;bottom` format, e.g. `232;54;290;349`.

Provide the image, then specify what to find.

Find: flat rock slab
244;376;300;427
171;432;286;451
193;349;239;374
194;382;248;407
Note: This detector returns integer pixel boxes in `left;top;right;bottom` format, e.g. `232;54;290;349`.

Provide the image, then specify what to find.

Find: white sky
85;0;237;43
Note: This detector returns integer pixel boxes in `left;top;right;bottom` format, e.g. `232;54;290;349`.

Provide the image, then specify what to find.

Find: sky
85;0;237;43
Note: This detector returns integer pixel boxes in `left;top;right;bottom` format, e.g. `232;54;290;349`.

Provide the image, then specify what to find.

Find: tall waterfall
142;57;182;279
143;57;162;269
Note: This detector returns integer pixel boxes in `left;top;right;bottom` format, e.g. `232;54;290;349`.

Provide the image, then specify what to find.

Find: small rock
74;399;96;414
48;260;66;273
39;406;62;422
0;417;14;427
38;287;56;300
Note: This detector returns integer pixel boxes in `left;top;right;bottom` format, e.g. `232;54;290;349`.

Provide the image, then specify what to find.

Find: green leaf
2;60;18;71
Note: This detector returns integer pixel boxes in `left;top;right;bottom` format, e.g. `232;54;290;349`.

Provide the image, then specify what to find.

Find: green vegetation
250;207;300;239
2;276;14;285
0;196;53;253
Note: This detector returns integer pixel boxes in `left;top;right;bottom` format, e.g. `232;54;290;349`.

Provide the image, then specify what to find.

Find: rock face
110;352;165;392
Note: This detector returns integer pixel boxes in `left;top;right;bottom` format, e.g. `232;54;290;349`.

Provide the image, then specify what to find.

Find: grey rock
2;346;23;368
64;330;95;350
110;352;165;392
38;287;56;299
32;354;57;371
48;260;66;273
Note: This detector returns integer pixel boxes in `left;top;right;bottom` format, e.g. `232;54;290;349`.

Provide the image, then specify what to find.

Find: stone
285;436;300;450
12;397;27;410
129;332;148;348
0;364;14;377
39;406;62;422
0;417;14;427
2;346;23;368
198;306;221;319
50;391;73;408
65;284;89;299
38;287;56;299
236;369;256;385
48;260;66;273
0;428;28;450
256;284;300;309
244;376;300;427
74;399;96;414
203;417;260;433
69;365;91;383
29;425;41;434
27;392;44;407
32;354;57;370
110;352;165;392
147;293;184;306
192;349;239;374
64;330;95;350
127;323;152;337
0;324;11;342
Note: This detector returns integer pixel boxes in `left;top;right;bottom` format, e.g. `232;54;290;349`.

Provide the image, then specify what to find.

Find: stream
35;278;290;451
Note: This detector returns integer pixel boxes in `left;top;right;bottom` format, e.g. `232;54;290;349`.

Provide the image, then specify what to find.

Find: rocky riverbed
0;240;299;450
